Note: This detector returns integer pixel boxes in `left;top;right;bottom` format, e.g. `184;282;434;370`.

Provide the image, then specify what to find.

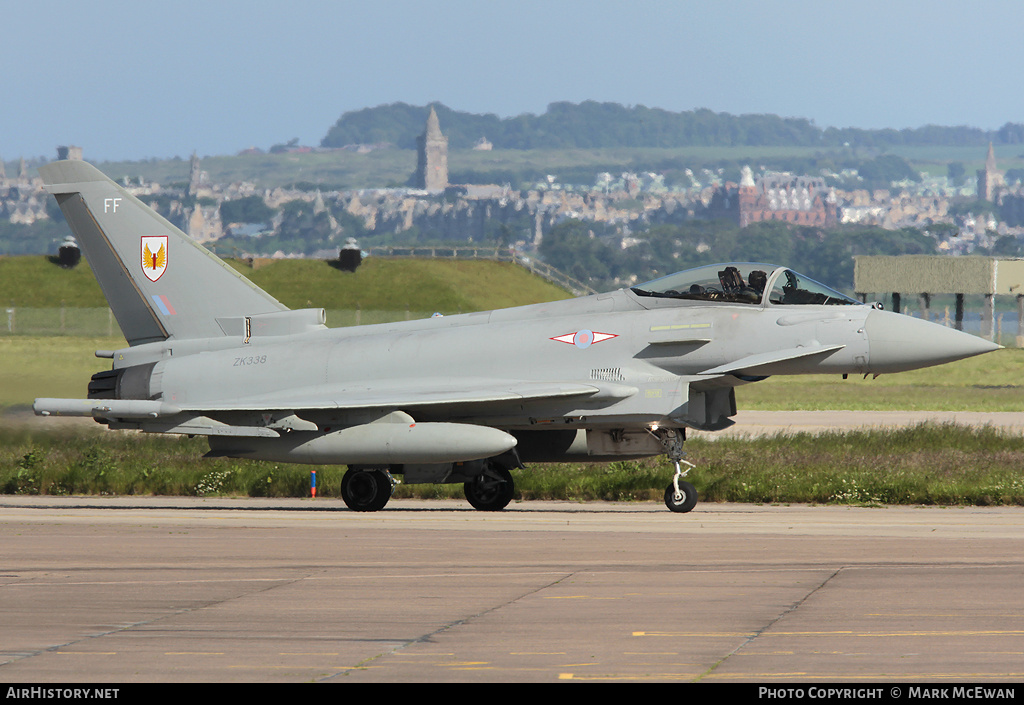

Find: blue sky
4;0;1022;161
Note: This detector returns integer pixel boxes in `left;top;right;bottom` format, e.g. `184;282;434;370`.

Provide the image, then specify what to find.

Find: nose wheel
651;427;699;513
664;461;698;513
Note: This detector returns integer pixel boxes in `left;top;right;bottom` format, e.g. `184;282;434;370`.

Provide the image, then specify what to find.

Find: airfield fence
2;304;1021;347
4;306;119;337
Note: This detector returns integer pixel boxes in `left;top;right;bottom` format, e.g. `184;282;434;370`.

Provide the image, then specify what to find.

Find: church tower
977;142;1004;202
416;106;448;191
188;151;202;196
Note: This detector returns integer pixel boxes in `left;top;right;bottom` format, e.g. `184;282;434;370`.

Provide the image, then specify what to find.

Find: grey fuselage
34;159;1000;469
107;278;906;442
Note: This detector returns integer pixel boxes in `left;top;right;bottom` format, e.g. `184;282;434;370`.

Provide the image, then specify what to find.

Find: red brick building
709;167;838;228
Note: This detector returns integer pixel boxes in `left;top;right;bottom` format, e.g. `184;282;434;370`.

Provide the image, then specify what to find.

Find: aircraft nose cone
865;309;1001;374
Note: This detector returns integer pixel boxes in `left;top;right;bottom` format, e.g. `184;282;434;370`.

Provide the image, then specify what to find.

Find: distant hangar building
855;255;1024;345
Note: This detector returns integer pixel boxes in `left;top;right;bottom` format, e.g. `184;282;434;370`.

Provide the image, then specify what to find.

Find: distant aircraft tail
40;160;287;345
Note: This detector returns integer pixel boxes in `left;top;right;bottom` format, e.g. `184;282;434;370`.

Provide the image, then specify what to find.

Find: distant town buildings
2;142;1023;260
0;153;47;225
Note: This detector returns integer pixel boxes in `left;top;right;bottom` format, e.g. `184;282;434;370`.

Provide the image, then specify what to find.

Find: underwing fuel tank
207;421;518;465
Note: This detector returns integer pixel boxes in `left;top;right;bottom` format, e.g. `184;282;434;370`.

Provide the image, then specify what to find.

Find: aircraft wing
182;378;638;412
35;379;638;423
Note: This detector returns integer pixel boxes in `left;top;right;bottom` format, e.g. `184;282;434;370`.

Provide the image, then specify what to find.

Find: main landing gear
339;439;696;514
653;427;699;513
340;456;519;512
463;463;515;511
340;467;395;512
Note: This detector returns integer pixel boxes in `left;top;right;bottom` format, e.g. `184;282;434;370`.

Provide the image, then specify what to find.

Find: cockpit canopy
630;263;860;307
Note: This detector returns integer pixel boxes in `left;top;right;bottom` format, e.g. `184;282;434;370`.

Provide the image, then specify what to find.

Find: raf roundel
550;329;618;349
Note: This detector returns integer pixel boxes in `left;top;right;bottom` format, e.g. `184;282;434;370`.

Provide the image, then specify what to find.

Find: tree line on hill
322;101;1024;151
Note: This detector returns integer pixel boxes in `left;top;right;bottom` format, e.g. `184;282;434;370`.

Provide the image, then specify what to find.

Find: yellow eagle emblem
143;242;166;272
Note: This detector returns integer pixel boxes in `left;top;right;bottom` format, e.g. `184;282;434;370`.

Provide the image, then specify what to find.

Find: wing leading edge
176;378;638;412
34;379;639;431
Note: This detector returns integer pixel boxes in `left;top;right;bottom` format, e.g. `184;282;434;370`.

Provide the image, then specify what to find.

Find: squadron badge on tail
141;235;167;282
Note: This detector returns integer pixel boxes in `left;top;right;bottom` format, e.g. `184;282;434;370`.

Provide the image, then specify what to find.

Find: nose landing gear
651;427;699;513
664;458;697;513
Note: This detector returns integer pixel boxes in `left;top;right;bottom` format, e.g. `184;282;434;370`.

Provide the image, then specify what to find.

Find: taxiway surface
695;410;1024;438
1;496;1022;683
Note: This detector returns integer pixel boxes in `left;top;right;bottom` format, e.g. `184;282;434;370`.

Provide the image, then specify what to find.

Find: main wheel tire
464;465;515;511
341;469;393;512
664;480;697;513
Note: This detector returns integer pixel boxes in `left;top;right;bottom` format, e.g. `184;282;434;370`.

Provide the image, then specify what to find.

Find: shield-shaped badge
141;235;168;282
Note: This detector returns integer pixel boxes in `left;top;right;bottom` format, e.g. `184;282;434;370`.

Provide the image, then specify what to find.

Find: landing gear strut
653;427;699;513
664;463;698;513
341;467;395;512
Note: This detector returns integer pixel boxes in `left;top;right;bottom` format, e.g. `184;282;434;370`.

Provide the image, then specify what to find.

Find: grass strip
2;423;1022;507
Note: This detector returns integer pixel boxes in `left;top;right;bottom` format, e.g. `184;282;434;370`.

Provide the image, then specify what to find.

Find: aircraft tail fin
40;160;287;345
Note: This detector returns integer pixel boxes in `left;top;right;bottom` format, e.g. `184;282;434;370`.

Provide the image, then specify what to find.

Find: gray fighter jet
34;160;1000;512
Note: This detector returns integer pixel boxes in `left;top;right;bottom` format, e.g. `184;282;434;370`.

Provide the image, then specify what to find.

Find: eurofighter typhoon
34;160;1000;512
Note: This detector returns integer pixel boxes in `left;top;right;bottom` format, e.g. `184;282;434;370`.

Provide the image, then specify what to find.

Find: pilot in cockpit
719;266;767;303
748;269;767;295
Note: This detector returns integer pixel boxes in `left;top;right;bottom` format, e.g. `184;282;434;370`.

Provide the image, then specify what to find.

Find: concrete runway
2;496;1023;683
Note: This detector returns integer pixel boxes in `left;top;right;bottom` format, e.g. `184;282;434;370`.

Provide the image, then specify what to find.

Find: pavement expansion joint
695;566;844;682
